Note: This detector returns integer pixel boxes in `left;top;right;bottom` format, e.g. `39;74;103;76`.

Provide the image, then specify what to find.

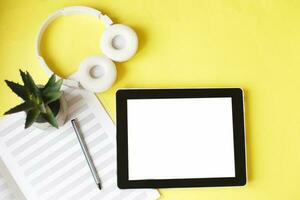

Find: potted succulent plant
4;70;68;129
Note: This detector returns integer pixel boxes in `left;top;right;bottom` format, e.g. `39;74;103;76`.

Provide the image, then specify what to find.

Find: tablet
116;88;246;189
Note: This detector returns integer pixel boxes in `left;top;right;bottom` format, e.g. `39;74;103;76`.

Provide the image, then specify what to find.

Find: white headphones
36;6;138;92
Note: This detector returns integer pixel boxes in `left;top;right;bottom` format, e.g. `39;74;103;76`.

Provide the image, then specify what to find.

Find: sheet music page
0;173;16;200
0;88;160;200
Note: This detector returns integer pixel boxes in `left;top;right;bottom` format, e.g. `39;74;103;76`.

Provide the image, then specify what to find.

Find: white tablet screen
127;98;236;180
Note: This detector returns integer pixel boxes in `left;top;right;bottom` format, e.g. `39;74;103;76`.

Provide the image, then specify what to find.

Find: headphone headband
36;6;113;78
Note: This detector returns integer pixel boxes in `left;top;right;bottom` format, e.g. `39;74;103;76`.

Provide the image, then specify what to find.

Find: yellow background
1;0;300;199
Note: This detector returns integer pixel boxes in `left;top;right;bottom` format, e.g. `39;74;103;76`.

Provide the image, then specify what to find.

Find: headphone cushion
101;24;138;62
79;55;117;92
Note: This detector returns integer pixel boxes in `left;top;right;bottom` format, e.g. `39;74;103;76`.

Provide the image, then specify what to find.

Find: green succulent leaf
26;71;41;98
19;70;29;87
43;91;63;105
25;109;41;129
37;102;47;113
4;102;34;115
5;80;27;100
43;74;56;91
42;79;63;94
42;104;58;128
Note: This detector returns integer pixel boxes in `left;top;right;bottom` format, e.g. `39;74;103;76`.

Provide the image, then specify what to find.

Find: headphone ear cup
78;55;117;93
100;24;138;62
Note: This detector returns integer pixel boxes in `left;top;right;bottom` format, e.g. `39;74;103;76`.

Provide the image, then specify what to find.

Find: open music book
0;88;160;200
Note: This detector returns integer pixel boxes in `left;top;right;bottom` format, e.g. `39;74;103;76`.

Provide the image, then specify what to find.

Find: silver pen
71;119;102;190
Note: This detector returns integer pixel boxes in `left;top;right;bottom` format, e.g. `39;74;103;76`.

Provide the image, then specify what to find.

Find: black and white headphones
36;6;138;92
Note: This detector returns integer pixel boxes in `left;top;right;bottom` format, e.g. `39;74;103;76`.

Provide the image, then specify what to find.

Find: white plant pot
33;93;68;130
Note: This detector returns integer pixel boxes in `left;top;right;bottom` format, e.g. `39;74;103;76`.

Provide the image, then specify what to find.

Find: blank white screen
127;98;236;180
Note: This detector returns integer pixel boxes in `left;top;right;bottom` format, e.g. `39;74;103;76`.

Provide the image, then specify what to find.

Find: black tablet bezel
116;88;246;189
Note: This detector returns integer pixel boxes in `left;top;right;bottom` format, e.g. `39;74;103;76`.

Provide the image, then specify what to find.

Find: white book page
0;88;159;200
0;172;16;200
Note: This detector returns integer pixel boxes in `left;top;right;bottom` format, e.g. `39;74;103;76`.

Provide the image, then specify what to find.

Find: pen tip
97;183;102;190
